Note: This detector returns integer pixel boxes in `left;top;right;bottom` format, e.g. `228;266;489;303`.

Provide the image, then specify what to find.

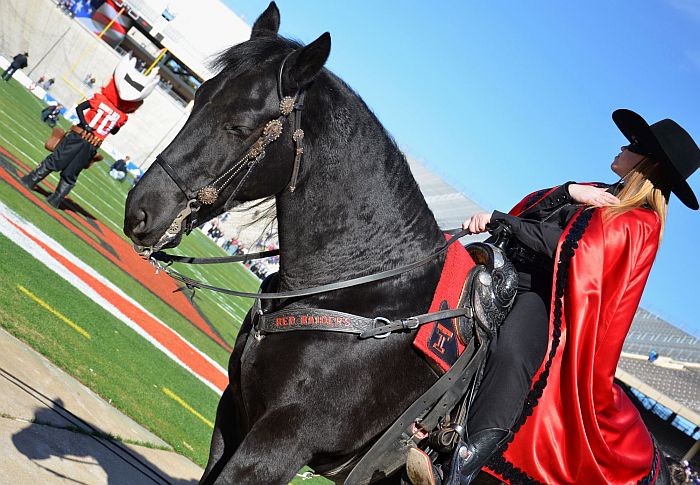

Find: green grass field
0;78;331;483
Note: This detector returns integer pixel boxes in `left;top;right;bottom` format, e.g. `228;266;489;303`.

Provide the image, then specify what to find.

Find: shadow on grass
22;183;98;221
4;368;198;485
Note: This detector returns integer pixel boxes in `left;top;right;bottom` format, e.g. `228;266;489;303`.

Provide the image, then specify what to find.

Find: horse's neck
273;76;444;310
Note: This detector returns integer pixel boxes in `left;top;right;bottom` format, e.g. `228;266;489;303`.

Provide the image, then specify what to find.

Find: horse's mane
211;34;406;162
210;35;302;76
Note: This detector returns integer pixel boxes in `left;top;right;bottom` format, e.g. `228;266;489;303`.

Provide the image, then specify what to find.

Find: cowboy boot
442;428;513;485
46;179;75;208
20;162;52;189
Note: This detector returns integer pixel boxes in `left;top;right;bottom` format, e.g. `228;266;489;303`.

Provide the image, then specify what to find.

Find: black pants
42;132;97;185
2;65;18;80
467;281;550;434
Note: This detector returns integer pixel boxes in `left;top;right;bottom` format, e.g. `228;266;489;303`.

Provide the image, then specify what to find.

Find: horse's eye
223;123;252;137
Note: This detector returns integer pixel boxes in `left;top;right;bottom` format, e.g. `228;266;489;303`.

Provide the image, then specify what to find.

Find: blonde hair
602;158;671;241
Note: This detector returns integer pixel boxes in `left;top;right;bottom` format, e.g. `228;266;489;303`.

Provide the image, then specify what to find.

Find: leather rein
149;227;472;300
149;227;475;341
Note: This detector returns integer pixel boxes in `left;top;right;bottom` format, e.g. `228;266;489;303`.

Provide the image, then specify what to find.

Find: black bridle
137;51;306;258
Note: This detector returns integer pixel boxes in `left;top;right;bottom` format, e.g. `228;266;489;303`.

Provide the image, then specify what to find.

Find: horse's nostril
132;220;147;235
129;209;149;236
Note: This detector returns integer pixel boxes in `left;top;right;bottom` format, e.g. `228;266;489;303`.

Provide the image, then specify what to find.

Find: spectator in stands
2;52;29;81
222;238;239;254
683;461;693;482
58;0;77;17
40;104;63;128
42;78;55;91
208;225;223;244
408;109;700;485
109;155;130;181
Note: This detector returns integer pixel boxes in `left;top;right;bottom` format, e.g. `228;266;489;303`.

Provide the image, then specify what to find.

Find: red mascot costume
21;55;159;207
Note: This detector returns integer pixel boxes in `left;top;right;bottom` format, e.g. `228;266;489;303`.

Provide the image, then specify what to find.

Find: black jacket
11;54;28;69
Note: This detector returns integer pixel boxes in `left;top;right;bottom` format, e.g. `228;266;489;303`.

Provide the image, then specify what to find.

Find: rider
407;109;699;485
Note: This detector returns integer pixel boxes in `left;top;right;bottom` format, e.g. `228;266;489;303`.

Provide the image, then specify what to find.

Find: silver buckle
372;317;391;339
402;317;420;330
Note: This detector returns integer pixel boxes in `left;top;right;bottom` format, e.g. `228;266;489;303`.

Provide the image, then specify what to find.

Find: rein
152;227;472;300
149;227;470;266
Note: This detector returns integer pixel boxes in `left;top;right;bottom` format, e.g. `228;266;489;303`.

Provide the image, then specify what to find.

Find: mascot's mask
102;55;160;113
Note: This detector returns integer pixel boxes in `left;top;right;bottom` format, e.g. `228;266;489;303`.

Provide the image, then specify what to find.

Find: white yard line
0;117;45;152
0;132;37;162
0;200;226;395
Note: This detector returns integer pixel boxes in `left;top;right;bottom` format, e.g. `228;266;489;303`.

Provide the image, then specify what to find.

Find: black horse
124;4;470;483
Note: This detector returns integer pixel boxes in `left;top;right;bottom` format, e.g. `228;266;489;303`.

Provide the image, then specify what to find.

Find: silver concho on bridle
279;96;296;116
197;186;219;205
194;101;289;206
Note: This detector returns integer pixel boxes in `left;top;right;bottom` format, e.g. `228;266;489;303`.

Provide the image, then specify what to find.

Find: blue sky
223;1;700;337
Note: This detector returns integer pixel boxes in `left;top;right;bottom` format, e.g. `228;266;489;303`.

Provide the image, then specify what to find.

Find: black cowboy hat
613;109;700;210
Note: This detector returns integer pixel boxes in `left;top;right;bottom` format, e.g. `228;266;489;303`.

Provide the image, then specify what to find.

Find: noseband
140;52;306;256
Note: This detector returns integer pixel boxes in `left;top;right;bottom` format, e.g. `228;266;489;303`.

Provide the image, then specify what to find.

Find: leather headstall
137;51;306;258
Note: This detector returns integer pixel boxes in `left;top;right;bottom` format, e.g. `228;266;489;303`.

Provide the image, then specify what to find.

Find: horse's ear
282;32;331;93
251;2;280;38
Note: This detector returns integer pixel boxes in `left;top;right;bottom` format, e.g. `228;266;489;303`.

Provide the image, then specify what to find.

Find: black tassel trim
637;445;660;485
486;209;592;485
486;208;661;484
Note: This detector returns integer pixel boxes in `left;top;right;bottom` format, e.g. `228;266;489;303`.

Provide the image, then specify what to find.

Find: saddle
339;234;518;484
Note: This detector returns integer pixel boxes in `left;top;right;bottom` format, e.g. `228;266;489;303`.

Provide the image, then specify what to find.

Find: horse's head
124;2;330;254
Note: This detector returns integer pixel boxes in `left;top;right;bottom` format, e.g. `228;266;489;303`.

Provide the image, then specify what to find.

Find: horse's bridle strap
155;155;195;200
151;226;471;266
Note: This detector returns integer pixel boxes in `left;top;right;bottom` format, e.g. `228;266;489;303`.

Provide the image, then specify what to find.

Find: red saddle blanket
412;236;475;373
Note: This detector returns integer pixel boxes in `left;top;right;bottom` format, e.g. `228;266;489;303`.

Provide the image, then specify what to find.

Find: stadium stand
624;308;700;363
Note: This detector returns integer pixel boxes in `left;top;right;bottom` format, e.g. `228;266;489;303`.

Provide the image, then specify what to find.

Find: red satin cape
487;189;661;484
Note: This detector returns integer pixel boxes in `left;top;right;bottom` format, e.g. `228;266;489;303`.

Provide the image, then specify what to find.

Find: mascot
21;55;159;207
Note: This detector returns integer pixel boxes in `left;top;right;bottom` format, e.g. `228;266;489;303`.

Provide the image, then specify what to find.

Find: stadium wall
0;0;188;163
